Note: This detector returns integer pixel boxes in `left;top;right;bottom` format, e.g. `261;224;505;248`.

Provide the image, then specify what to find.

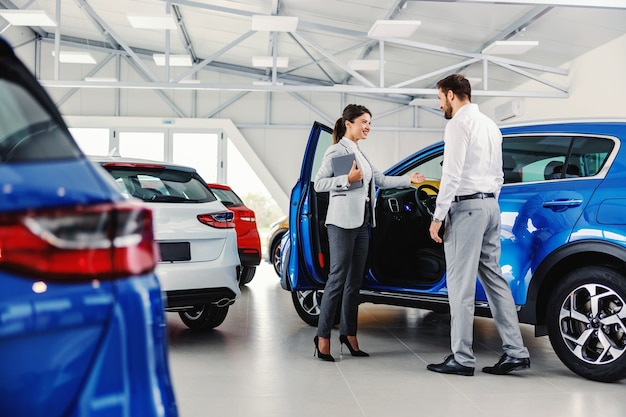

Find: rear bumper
239;248;261;267
165;287;238;309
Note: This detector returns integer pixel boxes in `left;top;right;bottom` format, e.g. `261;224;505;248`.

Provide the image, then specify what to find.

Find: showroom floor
166;262;624;417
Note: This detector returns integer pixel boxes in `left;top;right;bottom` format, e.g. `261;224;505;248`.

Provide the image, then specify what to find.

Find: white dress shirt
433;103;504;221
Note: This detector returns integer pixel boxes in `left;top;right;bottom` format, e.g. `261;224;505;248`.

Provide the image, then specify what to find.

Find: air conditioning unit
495;99;525;121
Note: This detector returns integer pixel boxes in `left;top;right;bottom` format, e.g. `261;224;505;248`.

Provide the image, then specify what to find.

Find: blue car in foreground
0;38;177;416
281;120;626;382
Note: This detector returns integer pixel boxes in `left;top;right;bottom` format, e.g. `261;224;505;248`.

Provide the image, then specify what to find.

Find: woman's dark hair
436;74;471;102
332;104;372;144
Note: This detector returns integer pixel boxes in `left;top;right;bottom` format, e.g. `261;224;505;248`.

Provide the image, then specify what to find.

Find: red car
207;183;261;284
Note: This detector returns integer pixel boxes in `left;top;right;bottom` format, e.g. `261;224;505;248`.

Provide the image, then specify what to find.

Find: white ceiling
2;0;626;114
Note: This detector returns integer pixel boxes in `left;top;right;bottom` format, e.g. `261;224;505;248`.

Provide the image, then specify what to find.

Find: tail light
0;202;158;281
239;209;256;223
197;211;235;229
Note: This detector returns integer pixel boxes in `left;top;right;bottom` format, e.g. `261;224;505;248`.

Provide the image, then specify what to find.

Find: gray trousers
444;197;529;367
317;223;369;338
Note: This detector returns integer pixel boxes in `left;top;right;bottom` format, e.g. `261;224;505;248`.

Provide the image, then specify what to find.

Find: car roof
89;155;197;173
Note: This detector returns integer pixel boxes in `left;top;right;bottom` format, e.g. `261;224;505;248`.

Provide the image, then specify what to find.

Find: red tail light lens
197;211;235;229
239;209;256;223
0;202;158;281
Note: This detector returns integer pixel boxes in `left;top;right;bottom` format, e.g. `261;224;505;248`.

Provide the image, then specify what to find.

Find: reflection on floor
167;263;624;417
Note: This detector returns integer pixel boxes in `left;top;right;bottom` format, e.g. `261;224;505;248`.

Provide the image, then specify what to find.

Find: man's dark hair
436;74;471;102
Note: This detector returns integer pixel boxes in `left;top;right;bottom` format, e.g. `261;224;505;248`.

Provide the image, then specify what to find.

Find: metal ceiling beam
56;53;115;106
294;31;377;88
173;30;255;82
421;0;626;9
171;4;197;63
38;79;568;99
73;0;160;81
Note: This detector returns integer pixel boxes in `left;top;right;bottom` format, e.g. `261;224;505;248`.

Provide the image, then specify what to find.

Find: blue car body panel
0;36;177;417
286;119;626;323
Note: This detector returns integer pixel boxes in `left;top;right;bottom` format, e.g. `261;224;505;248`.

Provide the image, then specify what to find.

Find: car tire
240;267;256;285
270;232;286;276
178;304;229;330
291;290;340;327
546;266;626;382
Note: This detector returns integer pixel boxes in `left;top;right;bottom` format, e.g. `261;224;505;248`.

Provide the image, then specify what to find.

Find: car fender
520;239;626;330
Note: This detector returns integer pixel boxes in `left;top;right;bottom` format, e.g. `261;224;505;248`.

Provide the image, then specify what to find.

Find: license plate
159;242;191;262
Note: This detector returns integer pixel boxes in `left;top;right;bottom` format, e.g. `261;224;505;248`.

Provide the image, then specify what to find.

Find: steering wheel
414;184;439;218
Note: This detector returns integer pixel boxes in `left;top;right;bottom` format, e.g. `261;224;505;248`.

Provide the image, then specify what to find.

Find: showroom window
69;128;110;156
119;131;165;161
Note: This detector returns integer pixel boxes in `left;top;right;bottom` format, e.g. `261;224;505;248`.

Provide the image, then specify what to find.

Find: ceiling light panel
0;10;57;27
368;20;421;38
409;98;439;107
348;60;381;71
153;54;193;67
482;40;539;55
252;56;289;68
127;14;178;30
85;77;118;82
52;51;97;64
252;15;298;32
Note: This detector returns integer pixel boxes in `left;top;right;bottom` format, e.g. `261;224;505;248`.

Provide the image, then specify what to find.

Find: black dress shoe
482;353;530;375
427;355;474;376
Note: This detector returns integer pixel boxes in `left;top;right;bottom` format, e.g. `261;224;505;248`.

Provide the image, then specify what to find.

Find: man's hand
429;220;443;243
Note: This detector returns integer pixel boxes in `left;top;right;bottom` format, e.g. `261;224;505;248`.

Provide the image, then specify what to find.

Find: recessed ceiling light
348;60;381;71
368;20;421;38
0;10;57;27
251;15;298;32
177;79;201;84
127;14;177;30
482;40;539;55
253;80;284;86
152;54;193;67
408;98;439;107
52;50;97;64
84;77;118;82
252;56;289;68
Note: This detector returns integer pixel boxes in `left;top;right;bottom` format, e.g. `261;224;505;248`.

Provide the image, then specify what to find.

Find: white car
92;156;241;329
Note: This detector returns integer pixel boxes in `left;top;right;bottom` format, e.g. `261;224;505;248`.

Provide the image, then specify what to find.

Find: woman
313;104;425;361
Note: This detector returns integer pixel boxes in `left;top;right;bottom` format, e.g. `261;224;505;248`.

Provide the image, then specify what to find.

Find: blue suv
281;120;626;382
0;38;177;415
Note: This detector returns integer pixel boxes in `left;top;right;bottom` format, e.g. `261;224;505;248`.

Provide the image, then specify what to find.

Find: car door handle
542;199;583;211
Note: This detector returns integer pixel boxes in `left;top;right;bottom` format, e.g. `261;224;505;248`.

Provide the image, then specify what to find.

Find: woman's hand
347;161;362;184
409;172;426;184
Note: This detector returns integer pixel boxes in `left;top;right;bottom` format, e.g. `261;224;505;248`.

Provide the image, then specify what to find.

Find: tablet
331;153;363;190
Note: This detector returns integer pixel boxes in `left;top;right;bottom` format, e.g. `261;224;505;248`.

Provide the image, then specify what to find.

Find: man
426;74;530;376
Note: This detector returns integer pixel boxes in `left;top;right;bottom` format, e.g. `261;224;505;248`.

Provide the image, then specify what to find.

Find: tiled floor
167;262;624;417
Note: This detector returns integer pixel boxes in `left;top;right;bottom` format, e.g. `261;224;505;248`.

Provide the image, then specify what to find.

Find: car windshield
211;188;243;207
103;166;217;203
0;80;81;163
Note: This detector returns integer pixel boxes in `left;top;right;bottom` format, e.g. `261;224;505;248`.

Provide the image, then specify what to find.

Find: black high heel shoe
339;335;370;357
313;336;335;362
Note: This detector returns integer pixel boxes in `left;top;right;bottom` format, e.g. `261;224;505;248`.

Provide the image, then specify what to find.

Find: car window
407;153;444;182
0;80;81;163
502;135;614;184
104;167;217;203
211;188;243;207
311;128;333;180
